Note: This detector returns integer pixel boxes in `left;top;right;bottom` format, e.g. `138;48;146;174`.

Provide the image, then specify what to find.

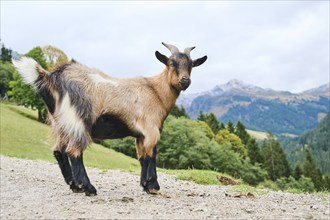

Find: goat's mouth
179;80;191;91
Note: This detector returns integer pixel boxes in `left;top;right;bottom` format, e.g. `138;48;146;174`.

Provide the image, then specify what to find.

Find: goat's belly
91;114;135;140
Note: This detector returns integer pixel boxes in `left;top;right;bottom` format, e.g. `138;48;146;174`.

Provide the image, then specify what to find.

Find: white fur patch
12;57;39;85
58;93;85;141
89;73;119;86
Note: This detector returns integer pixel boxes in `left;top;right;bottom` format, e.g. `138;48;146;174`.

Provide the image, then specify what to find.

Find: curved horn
162;42;179;54
184;46;195;55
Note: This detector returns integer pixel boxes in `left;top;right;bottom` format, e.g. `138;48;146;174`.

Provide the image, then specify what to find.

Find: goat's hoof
70;183;84;193
84;184;97;196
142;179;160;194
147;188;160;195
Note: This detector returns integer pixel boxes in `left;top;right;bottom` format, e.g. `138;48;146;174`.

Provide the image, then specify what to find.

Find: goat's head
155;42;207;92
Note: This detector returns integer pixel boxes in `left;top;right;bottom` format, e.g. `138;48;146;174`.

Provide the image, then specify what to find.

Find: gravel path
1;155;329;219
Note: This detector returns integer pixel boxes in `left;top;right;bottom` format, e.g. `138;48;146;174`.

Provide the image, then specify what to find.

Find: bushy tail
12;57;49;86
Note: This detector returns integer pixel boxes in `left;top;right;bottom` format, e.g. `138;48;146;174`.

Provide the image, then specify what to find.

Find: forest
1;43;329;192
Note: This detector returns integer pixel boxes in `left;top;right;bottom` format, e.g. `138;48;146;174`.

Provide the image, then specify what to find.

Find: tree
0;43;12;62
198;111;221;134
170;105;189;118
219;122;226;130
209;141;267;186
303;146;323;190
101;137;136;159
215;128;248;158
25;47;48;69
261;133;291;181
246;137;263;165
0;62;14;97
8;46;48;122
42;45;69;71
293;163;303;180
227;120;235;133
235;121;249;145
157;116;211;169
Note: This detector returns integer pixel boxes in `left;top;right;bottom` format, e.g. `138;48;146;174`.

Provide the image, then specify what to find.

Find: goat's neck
147;68;180;115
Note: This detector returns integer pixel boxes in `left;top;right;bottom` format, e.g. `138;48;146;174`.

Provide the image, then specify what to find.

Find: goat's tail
13;57;56;114
12;57;49;87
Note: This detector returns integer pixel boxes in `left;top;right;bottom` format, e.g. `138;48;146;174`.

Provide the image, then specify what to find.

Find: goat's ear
155;51;168;65
193;56;207;67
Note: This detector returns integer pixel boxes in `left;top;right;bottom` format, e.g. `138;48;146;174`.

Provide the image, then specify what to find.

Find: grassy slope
0;103;242;186
246;129;268;140
0;103;139;171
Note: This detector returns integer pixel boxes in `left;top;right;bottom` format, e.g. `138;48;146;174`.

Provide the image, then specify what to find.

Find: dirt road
1;155;329;219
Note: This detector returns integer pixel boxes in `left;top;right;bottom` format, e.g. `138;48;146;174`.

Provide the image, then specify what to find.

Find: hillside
0;103;140;171
178;80;330;135
280;112;330;174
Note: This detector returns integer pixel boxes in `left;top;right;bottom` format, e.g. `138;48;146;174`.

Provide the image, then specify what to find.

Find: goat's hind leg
53;149;83;193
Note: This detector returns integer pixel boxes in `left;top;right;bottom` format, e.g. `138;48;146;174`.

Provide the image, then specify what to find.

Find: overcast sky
1;1;329;94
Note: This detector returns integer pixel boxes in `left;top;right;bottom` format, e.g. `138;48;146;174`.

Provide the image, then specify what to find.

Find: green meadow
0;103;139;171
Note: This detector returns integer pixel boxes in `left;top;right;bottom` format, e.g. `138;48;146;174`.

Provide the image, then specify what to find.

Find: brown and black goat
13;42;207;196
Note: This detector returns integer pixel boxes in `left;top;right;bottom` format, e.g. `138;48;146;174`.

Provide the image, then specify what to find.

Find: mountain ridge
177;79;330;135
178;79;329;108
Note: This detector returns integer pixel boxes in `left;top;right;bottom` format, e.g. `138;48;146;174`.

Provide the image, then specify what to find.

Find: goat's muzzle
179;77;191;91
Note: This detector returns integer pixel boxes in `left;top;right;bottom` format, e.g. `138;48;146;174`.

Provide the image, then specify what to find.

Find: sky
1;1;329;94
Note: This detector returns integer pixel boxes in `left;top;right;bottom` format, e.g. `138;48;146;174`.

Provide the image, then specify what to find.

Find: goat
13;42;207;196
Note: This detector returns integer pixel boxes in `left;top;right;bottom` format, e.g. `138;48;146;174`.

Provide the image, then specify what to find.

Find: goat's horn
184;46;195;55
162;42;179;54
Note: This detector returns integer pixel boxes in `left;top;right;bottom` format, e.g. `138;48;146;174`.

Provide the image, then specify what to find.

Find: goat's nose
179;77;191;91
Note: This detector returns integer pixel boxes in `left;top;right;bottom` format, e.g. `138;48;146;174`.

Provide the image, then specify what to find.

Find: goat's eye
170;61;178;68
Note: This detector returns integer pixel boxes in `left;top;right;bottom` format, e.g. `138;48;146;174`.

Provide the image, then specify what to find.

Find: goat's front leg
68;152;97;196
137;133;160;194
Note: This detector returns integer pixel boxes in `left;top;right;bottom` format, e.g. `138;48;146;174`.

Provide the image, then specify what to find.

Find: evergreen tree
324;175;330;191
197;111;206;121
293;163;303;180
227;120;235;133
0;43;12;62
170;105;189;118
261;133;291;181
303;146;323;190
220;122;226;130
197;111;221;134
235;121;250;145
246;137;263;165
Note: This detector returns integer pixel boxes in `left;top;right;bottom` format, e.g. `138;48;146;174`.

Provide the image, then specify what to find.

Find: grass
161;168;243;186
162;169;221;185
229;184;269;196
246;129;268;140
0;103;139;171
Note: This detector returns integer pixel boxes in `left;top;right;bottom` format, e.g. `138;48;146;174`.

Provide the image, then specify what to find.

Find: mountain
300;84;330;97
280;112;330;174
177;79;330;135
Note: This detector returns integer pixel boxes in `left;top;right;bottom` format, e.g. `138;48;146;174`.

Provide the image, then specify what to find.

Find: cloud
1;1;329;93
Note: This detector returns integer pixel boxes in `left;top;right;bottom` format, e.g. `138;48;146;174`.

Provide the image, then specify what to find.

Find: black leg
140;146;160;194
54;150;72;184
139;157;148;188
69;153;97;196
53;150;82;192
